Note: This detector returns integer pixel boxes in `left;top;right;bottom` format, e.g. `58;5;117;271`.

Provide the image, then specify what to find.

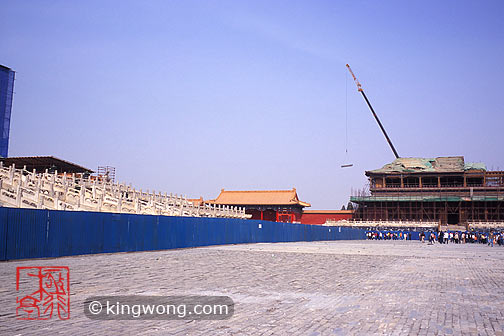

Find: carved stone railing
0;163;250;219
467;221;504;229
324;219;438;228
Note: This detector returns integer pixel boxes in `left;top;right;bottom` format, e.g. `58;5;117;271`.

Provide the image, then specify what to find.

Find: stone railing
467;221;504;229
0;163;250;219
324;219;438;228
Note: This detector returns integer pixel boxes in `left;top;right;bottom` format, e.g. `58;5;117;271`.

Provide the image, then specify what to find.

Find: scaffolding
97;166;116;183
352;192;504;225
352;157;504;227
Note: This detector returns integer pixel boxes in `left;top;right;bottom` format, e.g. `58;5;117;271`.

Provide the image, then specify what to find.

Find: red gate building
210;188;310;223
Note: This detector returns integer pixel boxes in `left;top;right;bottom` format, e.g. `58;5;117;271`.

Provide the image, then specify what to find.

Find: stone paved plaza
1;240;504;335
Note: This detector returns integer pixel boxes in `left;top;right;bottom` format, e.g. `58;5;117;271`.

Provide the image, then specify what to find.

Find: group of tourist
420;231;504;246
366;230;504;247
366;231;412;240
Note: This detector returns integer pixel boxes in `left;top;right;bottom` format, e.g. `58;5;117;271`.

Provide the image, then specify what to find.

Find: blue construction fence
0;207;366;261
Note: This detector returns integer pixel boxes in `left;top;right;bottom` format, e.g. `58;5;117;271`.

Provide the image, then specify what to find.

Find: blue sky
1;0;503;208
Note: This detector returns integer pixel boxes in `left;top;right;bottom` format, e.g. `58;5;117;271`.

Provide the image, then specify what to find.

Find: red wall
247;209;278;222
247;209;302;223
246;209;352;224
300;211;353;225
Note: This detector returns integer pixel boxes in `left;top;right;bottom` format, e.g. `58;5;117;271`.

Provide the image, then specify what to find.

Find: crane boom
345;64;400;159
346;64;362;92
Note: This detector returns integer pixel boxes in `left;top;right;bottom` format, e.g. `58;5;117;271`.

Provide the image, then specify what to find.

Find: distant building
0;65;15;157
187;197;205;207
210;188;310;223
300;210;354;225
351;156;504;228
0;156;93;174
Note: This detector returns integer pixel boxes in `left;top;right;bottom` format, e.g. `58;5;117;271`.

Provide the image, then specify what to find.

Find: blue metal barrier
0;207;366;261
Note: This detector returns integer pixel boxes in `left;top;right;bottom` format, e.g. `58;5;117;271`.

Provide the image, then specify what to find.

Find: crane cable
341;69;353;168
345;68;348;155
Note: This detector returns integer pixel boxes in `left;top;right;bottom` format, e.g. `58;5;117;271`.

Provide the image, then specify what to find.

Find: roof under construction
367;156;486;175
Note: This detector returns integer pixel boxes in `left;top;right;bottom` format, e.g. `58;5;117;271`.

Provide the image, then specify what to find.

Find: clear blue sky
1;0;503;209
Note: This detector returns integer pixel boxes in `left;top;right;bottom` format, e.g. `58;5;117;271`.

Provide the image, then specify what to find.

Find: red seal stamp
16;266;70;320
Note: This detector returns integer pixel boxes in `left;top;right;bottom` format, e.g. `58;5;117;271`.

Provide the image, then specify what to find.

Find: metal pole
346;64;400;159
360;90;400;159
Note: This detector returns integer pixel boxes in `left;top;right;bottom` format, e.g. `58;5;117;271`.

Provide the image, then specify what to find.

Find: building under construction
351;156;504;228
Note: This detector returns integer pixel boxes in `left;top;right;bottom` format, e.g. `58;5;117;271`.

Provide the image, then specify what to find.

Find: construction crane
346;64;400;159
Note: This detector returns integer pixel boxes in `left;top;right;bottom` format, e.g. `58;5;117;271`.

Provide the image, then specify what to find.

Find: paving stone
1;241;504;335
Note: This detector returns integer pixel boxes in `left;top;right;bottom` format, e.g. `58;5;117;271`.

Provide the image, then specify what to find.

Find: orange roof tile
187;197;204;206
211;188;311;207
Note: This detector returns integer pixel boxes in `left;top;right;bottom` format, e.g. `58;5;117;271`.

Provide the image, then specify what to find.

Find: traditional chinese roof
187;197;205;206
367;156;486;175
0;156;93;173
211;188;311;207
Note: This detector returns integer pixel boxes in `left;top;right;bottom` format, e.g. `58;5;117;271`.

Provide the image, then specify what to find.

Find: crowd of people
366;230;504;247
366;231;412;240
420;231;504;246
